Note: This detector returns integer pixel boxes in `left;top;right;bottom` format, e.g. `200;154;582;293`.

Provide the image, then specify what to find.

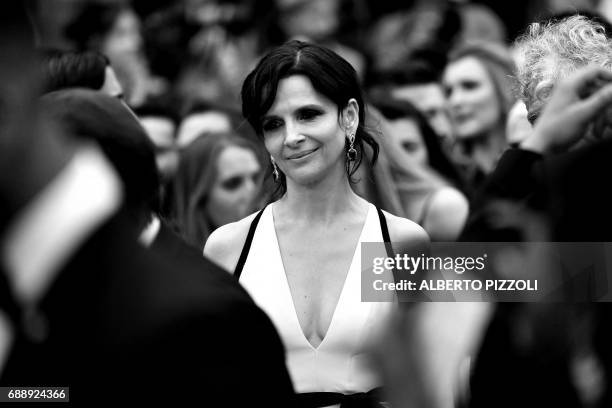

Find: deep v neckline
269;204;372;351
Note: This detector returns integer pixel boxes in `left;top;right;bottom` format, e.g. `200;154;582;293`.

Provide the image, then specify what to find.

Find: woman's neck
275;165;367;225
460;126;507;174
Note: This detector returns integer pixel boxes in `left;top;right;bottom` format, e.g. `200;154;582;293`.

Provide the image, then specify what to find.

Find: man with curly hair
515;15;612;125
461;14;612;408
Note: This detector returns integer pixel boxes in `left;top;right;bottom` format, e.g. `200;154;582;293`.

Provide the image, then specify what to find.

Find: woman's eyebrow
261;113;280;122
264;104;325;118
296;104;324;110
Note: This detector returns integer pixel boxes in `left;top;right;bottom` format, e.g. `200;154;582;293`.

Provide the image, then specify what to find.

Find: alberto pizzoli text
373;279;538;292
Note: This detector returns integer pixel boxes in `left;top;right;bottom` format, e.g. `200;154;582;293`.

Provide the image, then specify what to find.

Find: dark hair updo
241;40;378;195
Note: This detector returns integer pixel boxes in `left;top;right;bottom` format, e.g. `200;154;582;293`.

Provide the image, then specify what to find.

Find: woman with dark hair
172;132;262;249
205;40;428;406
369;97;469;241
373;96;466;189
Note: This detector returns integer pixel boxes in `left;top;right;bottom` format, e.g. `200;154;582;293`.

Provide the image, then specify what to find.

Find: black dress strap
376;206;410;297
375;206;395;258
234;206;267;279
237;206;393;277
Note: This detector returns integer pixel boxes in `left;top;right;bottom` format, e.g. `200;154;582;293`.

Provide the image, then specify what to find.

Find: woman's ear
342;98;360;132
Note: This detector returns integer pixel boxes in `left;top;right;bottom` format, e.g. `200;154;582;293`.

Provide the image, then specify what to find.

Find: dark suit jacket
461;139;612;408
0;211;295;406
462;138;612;241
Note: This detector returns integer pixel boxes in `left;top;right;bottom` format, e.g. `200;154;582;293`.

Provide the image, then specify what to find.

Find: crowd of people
3;0;612;406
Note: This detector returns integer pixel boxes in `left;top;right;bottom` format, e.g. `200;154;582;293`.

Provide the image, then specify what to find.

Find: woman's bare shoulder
381;209;430;252
203;210;262;274
423;186;469;241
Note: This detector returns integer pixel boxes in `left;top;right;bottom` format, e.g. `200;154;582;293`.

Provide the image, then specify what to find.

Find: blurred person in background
40;49;125;100
40;89;161;238
172;132;263;248
443;41;516;192
176;101;235;147
144;0;278;108
273;0;341;43
133;101;181;183
357;104;469;242
133;101;181;219
376;100;430;168
516;14;612;129
382;62;455;152
0;4;295;404
372;64;612;408
40;48;180;232
462;65;612;408
272;0;367;79
372;96;466;191
453;1;507;45
64;0;164;106
459;14;612;408
365;1;461;76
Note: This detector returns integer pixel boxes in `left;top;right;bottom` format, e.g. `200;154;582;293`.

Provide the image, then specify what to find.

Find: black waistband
296;387;384;408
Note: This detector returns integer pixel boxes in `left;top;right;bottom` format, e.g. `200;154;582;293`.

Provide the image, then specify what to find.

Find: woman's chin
283;158;345;188
455;127;483;140
285;169;328;188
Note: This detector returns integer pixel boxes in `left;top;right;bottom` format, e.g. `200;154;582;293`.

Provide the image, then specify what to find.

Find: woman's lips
453;112;473;124
287;148;318;160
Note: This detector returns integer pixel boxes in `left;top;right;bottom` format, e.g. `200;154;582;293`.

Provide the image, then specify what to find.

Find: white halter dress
236;203;394;394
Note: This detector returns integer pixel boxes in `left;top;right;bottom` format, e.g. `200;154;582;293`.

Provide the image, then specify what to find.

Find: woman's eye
461;80;480;91
221;176;243;191
262;119;283;132
402;142;419;153
297;109;321;121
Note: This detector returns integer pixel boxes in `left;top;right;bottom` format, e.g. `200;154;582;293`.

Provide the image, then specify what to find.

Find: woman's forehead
388;118;422;142
266;75;335;116
216;146;260;179
444;56;490;82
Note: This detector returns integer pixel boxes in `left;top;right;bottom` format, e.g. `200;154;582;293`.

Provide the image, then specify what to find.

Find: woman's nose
449;88;468;110
283;122;306;147
244;177;257;194
236;177;257;201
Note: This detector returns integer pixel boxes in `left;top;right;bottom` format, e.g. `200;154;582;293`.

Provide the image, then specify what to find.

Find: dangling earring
346;131;357;162
271;157;280;182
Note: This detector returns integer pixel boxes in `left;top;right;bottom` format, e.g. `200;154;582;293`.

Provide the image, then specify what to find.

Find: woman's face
387;118;428;166
206;145;261;227
102;9;142;57
443;56;501;140
261;75;356;187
